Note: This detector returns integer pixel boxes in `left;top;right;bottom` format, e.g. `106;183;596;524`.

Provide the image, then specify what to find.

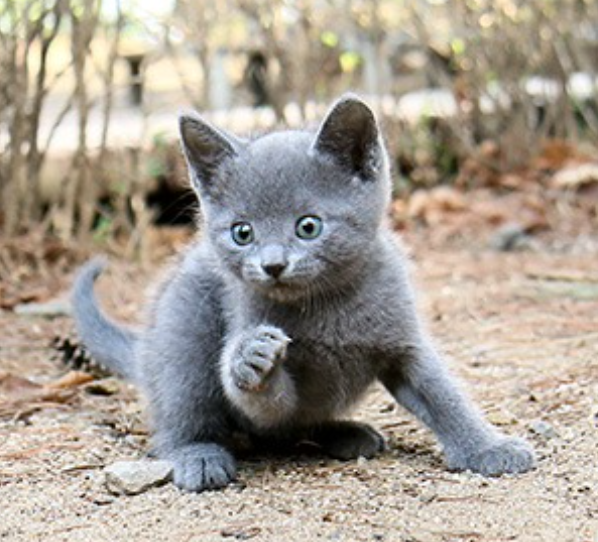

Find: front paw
170;443;237;492
232;325;291;392
449;437;535;476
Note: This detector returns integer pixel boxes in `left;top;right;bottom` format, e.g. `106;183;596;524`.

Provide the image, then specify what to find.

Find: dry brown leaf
47;370;95;390
470;201;508;225
389;198;409;230
0;442;85;461
534;139;587;171
498;173;526;189
0;285;52;310
552;163;598;189
0;372;41;394
408;187;467;225
478;139;501;160
0;371;78;419
144;226;194;261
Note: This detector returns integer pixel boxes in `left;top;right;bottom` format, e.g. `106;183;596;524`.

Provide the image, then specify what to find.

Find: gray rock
104;460;173;495
14;299;71;317
490;223;530;252
529;420;559;439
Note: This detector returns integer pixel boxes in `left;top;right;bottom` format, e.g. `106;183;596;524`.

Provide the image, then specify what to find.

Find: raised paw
170;443;237;492
310;421;387;461
233;325;291;392
450;436;535;477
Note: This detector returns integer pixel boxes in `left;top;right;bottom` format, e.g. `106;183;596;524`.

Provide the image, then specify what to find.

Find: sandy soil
1;235;597;542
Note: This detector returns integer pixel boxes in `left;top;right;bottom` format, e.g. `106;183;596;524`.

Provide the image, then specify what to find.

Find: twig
525;270;598;283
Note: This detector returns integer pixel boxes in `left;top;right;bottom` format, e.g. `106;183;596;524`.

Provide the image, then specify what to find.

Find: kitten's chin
252;281;308;303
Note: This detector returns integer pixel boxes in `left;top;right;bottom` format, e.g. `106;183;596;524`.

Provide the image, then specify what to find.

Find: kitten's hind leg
307;421;386;461
380;344;535;476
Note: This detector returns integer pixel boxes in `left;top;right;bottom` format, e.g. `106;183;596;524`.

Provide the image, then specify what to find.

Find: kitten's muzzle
259;244;288;279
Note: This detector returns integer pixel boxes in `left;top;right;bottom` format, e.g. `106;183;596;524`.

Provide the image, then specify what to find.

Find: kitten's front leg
380;341;535;476
221;324;298;428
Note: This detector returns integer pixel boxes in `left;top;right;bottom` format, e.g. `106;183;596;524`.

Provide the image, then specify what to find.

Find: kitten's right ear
178;113;243;194
312;94;382;180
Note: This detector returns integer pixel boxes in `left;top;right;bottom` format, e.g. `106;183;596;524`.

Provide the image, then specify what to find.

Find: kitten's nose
260;245;287;279
262;263;286;279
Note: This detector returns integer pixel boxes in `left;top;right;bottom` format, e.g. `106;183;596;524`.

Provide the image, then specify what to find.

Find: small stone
14;299;71;318
490;223;530;252
104;460;173;495
487;408;517;426
419;491;437;503
529;420;558;439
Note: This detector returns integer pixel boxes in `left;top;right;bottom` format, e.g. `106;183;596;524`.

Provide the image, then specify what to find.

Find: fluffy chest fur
227;279;381;421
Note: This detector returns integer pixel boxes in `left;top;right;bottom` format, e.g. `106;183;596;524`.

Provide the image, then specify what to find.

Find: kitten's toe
170;443;237;492
311;421;386;461
251;325;291;364
235;325;291;391
452;437;535;476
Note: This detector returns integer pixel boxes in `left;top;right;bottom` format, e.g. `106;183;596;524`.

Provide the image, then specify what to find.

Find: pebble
104;460;173;495
14;299;71;317
487;408;517;426
489;223;530;252
529;420;559;439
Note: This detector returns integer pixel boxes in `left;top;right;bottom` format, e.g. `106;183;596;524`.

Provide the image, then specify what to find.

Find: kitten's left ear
312;94;382;180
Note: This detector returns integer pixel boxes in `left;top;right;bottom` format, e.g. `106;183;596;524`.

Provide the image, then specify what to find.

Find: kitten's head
179;95;391;302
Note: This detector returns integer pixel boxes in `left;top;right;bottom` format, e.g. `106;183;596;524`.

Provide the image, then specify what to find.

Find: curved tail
71;258;138;381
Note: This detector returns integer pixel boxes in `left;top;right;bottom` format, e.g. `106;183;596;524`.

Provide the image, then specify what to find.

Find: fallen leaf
408;187;467;225
0;371;78;419
0;373;41;394
552;163;598;189
47;370;95;390
533;139;587;171
0;286;51;310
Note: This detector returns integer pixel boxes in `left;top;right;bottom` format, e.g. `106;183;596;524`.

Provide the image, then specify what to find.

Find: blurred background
1;0;597;268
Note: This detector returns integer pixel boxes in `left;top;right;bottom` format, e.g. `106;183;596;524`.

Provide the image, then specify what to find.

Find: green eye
231;222;254;246
296;215;323;240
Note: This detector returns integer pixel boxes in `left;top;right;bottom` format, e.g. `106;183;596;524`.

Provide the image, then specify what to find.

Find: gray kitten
72;95;534;492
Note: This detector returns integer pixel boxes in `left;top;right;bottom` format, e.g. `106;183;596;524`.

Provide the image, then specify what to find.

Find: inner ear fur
179;113;244;193
312;94;381;179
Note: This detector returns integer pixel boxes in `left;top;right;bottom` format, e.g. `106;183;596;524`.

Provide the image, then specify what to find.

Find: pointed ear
179;112;243;194
312;95;382;179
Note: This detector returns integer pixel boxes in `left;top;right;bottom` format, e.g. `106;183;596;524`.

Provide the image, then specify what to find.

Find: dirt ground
1;229;597;542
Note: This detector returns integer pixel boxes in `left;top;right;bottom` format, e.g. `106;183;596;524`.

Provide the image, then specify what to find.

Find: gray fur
72;94;534;491
72;258;138;380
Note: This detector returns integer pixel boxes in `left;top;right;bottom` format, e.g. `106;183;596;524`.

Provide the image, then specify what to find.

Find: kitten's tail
71;258;138;381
